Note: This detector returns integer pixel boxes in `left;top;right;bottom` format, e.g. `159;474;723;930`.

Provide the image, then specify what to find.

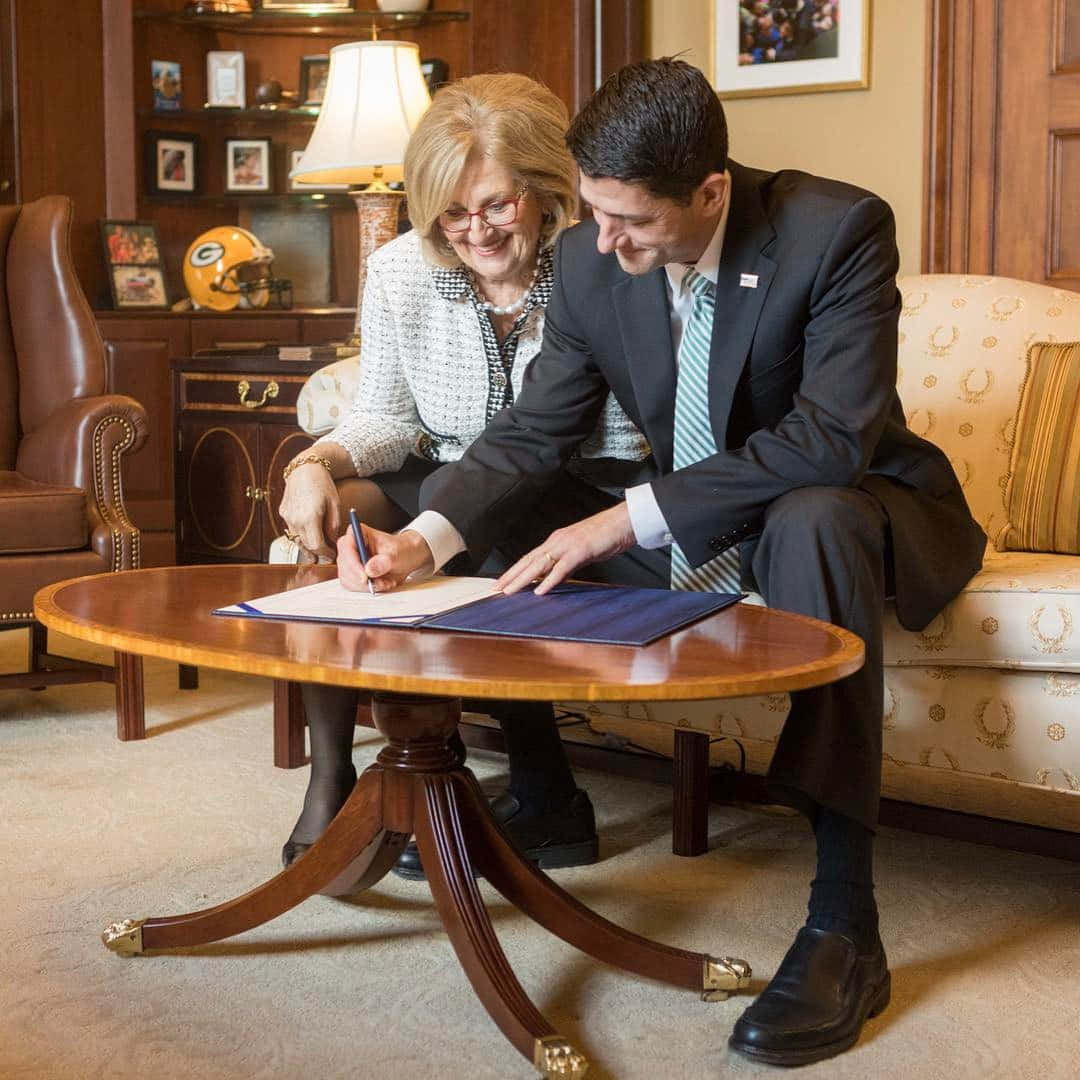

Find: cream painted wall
645;1;927;275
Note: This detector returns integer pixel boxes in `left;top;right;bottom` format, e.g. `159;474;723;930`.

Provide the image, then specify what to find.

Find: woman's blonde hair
404;73;576;268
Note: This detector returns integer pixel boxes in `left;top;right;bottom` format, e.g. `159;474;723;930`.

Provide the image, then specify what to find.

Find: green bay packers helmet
183;226;281;311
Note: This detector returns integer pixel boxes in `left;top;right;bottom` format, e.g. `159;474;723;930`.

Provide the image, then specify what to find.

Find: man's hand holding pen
336;521;435;593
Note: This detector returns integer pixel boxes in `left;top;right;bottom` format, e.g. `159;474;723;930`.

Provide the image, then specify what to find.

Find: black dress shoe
393;789;599;881
728;927;890;1066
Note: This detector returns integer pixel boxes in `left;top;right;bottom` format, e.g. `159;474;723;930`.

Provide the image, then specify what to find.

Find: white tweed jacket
320;230;651;477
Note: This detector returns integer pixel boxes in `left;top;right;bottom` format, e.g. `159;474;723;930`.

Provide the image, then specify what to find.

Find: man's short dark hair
565;58;728;205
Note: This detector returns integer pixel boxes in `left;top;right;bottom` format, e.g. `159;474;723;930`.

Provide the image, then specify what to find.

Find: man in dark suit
343;59;986;1065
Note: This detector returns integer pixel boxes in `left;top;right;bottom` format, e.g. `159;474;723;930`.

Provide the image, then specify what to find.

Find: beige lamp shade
289;40;431;187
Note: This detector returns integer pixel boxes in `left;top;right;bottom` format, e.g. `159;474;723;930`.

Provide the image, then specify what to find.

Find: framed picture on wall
714;0;870;99
225;137;272;193
146;131;198;194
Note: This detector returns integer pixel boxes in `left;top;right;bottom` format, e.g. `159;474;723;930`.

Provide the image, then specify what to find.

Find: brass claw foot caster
102;918;146;956
534;1035;589;1078
702;955;752;1001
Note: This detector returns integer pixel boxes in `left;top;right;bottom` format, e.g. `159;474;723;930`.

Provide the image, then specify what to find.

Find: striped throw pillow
995;341;1080;554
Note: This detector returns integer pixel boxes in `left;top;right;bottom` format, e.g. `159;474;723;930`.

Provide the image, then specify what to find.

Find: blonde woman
278;73;663;876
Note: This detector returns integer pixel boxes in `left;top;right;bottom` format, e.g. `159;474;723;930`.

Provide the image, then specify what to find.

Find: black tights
287;685;579;846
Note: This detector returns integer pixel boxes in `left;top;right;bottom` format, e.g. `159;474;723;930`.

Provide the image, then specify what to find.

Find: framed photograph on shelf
146;131;198;194
287;148;348;192
109;265;170;311
299;55;330;107
226;137;272;193
257;1;354;11
100;220;163;267
206;50;245;108
151;59;182;111
715;0;870;99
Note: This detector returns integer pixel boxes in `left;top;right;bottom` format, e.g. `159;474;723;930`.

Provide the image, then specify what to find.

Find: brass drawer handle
244;485;268;502
237;378;279;409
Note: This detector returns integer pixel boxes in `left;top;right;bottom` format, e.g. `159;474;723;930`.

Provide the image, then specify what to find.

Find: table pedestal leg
102;766;402;954
101;691;752;1077
462;768;749;997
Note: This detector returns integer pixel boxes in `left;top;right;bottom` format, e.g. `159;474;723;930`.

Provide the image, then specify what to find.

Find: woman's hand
278;460;343;563
337;524;435;592
496;502;636;595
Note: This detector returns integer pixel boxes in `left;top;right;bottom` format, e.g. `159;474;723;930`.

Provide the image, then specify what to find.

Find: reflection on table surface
37;563;864;702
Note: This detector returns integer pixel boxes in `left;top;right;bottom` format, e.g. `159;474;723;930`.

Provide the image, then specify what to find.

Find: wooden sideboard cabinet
172;352;328;565
96;309;354;565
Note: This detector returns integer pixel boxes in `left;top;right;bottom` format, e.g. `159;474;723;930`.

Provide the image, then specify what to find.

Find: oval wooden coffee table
36;564;863;1079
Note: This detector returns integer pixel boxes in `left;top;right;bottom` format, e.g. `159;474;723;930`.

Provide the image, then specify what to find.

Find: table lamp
290;40;431;346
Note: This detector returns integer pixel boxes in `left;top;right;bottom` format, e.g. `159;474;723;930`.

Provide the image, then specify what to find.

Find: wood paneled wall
924;0;1080;290
14;0;109;305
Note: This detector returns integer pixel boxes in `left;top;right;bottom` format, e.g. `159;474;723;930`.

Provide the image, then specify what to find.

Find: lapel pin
739;273;759;289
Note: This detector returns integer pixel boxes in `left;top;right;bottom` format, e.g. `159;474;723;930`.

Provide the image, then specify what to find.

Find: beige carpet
3;628;1080;1080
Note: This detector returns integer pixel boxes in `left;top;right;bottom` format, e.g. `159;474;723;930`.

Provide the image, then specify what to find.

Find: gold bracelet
282;454;333;483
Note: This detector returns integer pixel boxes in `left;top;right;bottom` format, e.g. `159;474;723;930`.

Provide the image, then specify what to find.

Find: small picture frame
299;55;330;107
100;220;163;267
206;50;245;108
287;148;348;192
226;137;272;193
146;131;198;194
151;59;182;111
109;265;170;310
420;58;449;95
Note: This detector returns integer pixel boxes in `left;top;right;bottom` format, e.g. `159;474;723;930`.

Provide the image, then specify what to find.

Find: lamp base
350;186;404;345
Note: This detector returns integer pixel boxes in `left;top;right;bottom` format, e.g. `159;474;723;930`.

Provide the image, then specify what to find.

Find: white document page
217;575;501;624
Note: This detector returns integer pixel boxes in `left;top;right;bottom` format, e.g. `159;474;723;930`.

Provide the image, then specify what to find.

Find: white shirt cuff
405;510;467;574
625;482;674;550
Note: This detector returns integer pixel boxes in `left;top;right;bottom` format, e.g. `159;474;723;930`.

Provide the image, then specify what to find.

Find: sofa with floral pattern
286;275;1080;833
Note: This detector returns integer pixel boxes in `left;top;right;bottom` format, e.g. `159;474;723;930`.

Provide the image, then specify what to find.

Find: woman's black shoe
280;762;357;870
281;840;310;869
728;927;890;1066
392;788;599;881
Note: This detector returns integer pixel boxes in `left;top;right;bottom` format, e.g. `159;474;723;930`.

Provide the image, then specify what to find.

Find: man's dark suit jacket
423;160;986;631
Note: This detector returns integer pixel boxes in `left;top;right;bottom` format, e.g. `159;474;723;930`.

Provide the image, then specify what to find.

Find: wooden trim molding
922;0;1002;273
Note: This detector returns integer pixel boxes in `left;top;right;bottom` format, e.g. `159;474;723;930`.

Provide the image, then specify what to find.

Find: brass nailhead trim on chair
1;611;34;621
92;415;140;572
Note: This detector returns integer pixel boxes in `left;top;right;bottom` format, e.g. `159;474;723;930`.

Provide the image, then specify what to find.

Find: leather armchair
0;196;149;709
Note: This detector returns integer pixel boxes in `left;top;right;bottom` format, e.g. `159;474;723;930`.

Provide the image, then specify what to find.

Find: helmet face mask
183;226;290;311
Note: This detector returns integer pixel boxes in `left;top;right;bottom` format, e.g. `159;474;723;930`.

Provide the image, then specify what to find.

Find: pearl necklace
471;259;541;316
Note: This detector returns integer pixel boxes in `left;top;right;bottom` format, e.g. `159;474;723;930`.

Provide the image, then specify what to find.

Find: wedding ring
541;551;555;568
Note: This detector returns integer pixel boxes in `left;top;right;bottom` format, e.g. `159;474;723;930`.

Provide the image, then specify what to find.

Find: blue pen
348;508;376;595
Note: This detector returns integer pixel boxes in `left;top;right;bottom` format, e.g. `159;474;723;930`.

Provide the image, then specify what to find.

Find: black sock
806;807;880;953
490;701;577;815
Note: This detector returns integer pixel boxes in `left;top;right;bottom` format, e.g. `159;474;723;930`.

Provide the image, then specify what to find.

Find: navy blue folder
417;583;742;646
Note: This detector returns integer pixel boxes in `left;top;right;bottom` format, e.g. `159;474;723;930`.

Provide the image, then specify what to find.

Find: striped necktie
669;268;742;593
